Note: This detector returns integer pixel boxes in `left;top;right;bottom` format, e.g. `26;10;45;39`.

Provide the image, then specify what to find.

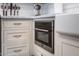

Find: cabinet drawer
4;30;30;46
6;46;29;56
3;20;33;30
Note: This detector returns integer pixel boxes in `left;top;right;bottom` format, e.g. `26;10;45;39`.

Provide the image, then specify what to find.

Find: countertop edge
0;14;55;19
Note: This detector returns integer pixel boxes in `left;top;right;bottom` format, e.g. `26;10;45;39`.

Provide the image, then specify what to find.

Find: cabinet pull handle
13;35;21;38
13;49;22;52
13;23;22;25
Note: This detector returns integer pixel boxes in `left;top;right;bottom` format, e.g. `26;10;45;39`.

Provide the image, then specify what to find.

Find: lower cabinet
55;32;79;56
4;46;29;56
1;19;34;56
3;30;31;56
62;43;79;56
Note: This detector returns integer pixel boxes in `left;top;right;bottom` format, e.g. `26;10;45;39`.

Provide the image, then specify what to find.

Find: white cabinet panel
2;19;34;56
5;46;29;56
3;20;26;28
4;31;30;47
62;43;79;56
3;20;33;30
55;32;79;56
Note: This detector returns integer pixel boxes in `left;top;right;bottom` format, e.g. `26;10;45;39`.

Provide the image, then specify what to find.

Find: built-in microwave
35;20;54;53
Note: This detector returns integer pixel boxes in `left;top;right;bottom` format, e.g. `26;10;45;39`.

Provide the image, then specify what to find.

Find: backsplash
0;3;34;17
63;3;79;13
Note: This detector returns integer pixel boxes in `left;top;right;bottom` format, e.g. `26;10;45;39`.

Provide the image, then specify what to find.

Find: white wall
54;3;79;14
0;3;34;17
63;3;79;14
54;3;63;14
42;3;54;15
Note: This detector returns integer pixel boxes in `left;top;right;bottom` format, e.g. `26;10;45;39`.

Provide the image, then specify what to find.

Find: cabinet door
4;46;29;56
62;43;79;56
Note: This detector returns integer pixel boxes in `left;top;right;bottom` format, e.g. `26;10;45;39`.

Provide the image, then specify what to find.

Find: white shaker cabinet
55;13;79;56
1;18;34;56
62;43;79;56
55;32;79;56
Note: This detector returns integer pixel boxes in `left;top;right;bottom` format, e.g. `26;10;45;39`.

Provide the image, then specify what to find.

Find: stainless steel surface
35;28;48;32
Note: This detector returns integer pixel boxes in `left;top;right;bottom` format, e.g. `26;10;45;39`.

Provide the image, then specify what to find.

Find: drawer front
3;20;33;30
5;46;29;56
4;30;30;46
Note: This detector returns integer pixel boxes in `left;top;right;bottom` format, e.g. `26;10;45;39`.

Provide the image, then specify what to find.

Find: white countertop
33;14;55;19
56;13;79;16
0;14;55;19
